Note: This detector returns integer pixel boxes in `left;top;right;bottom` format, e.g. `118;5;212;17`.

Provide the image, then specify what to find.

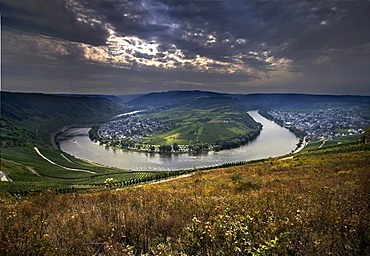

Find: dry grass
1;150;369;255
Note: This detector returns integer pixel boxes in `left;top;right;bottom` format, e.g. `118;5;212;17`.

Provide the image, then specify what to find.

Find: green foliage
304;135;360;152
128;90;370;111
159;145;172;154
0;92;124;147
173;143;180;151
1;91;369;255
298;142;370;156
88;125;100;142
359;127;370;144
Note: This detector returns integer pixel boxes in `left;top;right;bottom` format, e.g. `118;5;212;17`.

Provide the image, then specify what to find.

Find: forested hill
128;90;370;109
0;92;125;147
127;90;223;108
238;93;370;110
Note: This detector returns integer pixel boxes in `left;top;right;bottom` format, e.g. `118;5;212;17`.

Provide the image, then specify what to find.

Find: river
57;110;299;171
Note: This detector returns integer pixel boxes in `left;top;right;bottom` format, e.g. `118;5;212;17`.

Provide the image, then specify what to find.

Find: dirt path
279;156;294;161
60;153;75;164
34;147;96;174
1;159;41;178
116;173;194;190
148;173;193;185
318;139;327;149
26;166;42;177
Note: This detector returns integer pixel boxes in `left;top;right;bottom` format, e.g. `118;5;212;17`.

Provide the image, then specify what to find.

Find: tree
173;143;180;151
159;145;172;154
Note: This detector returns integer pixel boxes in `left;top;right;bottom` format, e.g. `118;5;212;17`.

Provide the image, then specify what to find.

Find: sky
1;0;370;95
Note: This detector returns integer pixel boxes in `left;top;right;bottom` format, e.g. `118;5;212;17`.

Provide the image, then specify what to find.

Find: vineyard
0;146;170;196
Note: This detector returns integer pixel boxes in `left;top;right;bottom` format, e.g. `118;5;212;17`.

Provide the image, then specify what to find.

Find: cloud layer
2;0;370;95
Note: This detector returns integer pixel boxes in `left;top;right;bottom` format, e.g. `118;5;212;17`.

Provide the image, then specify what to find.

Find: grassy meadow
1;143;369;255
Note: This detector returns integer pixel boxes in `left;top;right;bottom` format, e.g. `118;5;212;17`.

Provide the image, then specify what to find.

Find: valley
0;90;369;255
1;91;369;196
57;111;298;171
2;1;370;254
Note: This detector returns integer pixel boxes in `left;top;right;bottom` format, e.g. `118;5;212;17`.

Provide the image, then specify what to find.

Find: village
266;106;369;140
98;115;173;141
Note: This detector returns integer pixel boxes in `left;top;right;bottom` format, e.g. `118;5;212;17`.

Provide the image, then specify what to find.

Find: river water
58;111;299;171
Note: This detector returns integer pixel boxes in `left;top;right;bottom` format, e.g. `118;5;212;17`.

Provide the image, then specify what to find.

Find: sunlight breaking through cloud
2;0;369;94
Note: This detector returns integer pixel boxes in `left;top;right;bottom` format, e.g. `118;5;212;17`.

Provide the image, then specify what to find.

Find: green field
303;135;359;151
139;107;257;146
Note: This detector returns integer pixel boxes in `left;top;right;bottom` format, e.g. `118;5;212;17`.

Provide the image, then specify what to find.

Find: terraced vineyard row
0;145;175;196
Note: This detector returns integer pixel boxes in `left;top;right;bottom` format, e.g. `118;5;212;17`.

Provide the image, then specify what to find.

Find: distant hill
113;94;144;103
128;90;370;110
127;90;225;108
238;94;370;110
57;93;143;104
0;92;125;147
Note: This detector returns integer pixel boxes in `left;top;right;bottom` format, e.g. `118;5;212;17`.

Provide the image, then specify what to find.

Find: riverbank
258;110;306;139
95;129;262;155
51;125;77;149
95;128;262;155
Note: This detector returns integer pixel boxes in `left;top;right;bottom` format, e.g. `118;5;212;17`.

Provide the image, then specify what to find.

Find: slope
127;90;370;110
0;92;125;147
0;142;369;255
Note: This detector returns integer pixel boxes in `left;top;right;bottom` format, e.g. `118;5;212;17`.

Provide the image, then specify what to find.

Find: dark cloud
0;0;108;46
1;0;370;95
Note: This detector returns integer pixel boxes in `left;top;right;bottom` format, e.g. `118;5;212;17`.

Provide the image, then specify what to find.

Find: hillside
0;92;125;147
238;93;370;110
127;90;228;109
0;92;157;195
0;143;369;255
127;90;370;110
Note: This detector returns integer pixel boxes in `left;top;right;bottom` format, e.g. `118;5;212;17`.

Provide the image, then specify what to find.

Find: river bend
58;111;299;171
